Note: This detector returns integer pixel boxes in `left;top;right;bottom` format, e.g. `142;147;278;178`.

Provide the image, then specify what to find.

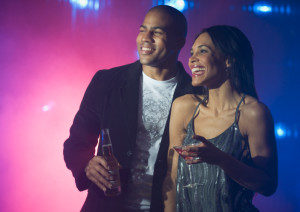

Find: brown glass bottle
99;129;121;196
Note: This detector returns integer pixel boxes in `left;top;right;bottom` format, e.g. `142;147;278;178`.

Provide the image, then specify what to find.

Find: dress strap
192;95;208;134
234;94;246;124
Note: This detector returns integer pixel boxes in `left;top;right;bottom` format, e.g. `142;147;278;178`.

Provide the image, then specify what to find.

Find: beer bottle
98;129;121;196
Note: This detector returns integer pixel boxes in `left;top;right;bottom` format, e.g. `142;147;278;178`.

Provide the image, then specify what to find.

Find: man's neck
142;63;178;81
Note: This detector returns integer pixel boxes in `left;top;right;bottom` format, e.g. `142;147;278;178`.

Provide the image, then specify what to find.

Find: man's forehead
141;11;174;30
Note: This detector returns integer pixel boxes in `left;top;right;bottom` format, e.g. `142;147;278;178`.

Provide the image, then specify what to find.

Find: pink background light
0;0;144;211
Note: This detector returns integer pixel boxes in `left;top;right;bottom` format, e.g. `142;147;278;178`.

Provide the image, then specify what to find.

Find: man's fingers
86;168;112;188
85;156;115;190
96;165;113;181
88;175;108;191
93;156;109;169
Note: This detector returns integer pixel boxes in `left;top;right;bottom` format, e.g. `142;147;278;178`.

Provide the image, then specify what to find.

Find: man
64;5;194;212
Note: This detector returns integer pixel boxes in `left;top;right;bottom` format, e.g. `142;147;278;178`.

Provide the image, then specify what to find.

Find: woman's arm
186;102;278;196
163;97;192;212
229;102;277;195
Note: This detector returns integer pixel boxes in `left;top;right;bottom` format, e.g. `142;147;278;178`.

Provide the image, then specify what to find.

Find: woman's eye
200;49;208;54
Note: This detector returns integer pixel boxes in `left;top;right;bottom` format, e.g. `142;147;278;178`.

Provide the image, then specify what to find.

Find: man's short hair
148;5;187;38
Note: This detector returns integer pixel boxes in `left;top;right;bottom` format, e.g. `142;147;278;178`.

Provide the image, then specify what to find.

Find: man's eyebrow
139;25;166;31
151;26;166;31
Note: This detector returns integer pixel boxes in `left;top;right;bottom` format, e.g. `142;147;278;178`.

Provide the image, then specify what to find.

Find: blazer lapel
120;61;142;150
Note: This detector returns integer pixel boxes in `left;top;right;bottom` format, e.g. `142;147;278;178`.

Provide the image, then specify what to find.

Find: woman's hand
183;135;226;165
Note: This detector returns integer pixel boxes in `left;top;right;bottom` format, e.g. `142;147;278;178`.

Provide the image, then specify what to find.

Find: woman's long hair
197;25;258;99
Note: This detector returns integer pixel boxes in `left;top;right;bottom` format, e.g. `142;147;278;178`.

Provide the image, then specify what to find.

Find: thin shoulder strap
192;96;208;133
234;94;246;124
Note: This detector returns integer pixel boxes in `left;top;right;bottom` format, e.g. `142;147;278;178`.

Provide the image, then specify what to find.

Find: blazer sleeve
63;70;106;191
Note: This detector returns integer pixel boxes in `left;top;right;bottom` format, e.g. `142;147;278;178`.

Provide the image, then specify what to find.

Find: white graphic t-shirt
124;71;178;211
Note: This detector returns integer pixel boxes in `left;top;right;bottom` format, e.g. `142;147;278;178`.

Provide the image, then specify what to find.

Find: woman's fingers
192;135;208;143
186;157;203;164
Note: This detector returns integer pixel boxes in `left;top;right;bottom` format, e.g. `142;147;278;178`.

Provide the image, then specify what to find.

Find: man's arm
63;71;109;191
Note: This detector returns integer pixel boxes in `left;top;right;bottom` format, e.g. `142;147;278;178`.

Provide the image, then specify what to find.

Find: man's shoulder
95;61;141;78
89;61;141;88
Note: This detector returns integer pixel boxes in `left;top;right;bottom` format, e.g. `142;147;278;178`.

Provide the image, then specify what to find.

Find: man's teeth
142;47;153;51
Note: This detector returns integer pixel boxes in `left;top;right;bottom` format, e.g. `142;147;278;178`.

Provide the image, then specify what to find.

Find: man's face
136;10;178;67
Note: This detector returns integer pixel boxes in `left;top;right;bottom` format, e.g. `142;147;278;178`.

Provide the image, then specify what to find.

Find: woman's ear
225;58;231;69
225;58;234;77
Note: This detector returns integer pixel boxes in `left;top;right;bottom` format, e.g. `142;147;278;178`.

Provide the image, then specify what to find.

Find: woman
163;25;278;212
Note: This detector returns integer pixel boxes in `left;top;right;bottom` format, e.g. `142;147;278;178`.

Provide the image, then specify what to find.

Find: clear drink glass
173;144;202;188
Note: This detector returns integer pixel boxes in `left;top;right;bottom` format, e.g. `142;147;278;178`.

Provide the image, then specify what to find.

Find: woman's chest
193;112;236;140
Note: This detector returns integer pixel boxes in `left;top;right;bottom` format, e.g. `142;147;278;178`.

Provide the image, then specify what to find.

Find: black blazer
63;61;194;211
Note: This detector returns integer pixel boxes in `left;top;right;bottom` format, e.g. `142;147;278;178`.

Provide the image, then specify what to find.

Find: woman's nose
189;55;198;64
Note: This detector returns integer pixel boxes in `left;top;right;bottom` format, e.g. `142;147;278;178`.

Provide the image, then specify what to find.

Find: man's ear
175;37;186;50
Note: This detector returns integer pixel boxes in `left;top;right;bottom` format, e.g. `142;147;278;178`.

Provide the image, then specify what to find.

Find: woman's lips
191;67;205;76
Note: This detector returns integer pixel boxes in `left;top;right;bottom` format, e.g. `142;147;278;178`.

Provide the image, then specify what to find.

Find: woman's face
189;32;228;88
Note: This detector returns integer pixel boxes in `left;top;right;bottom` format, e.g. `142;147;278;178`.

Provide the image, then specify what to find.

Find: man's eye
154;31;163;35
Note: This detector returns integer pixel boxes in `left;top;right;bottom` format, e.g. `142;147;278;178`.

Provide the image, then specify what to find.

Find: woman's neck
206;80;242;112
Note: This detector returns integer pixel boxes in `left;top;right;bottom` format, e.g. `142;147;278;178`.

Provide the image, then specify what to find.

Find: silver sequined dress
176;95;259;212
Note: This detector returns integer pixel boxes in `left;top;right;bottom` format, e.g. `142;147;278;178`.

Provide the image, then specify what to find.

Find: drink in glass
173;144;202;188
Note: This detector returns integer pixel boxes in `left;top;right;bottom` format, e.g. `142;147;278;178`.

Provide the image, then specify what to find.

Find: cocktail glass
173;144;202;188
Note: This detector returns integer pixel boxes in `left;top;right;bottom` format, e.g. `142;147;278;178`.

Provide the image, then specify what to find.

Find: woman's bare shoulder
170;95;202;132
241;95;273;124
172;94;201;111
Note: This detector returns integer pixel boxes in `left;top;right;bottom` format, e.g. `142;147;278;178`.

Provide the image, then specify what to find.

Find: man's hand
85;156;113;191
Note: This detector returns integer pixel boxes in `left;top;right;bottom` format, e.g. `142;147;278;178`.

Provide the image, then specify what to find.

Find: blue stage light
94;1;99;10
243;2;291;15
274;123;299;140
253;2;272;14
164;0;187;12
276;127;286;137
275;124;286;139
69;0;100;11
69;0;88;9
286;5;291;14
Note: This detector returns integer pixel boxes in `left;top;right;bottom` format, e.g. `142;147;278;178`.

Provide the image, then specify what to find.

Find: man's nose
141;31;153;42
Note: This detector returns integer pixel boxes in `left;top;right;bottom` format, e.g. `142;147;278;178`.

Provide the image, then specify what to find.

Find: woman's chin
191;79;204;87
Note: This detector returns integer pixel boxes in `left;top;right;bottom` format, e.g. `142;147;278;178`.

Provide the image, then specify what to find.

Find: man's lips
191;66;205;76
140;46;155;55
